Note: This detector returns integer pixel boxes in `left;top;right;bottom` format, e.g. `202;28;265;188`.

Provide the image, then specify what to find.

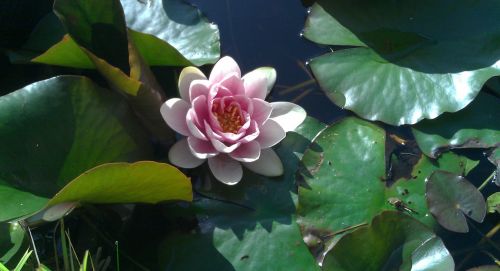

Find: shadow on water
317;0;500;74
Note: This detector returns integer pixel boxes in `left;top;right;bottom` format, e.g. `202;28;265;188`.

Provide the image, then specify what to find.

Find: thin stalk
115;241;120;271
60;219;70;271
478;171;495;191
53;221;61;271
80;215;149;271
66;230;81;268
457;222;500;269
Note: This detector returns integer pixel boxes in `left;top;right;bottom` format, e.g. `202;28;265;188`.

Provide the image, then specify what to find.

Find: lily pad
412;92;500;159
49;161;192;206
0;76;151;221
297;117;472;251
426;171;487;233
322;211;454;271
305;0;500;125
155;117;325;270
32;0;219;68
487;192;500;214
121;0;220;66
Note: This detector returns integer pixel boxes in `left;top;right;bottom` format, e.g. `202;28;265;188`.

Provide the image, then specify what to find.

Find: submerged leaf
426;171;487;233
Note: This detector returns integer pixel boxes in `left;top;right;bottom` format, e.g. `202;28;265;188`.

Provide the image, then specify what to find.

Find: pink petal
209;56;241;83
229;141;261;162
242;69;268;99
208;154;243;185
219;73;245;96
240;120;260;143
269;102;307;132
160;98;190;136
251;98;272;125
205;120;241;153
189;79;211;102
243;148;283;177
178;67;207;102
233;95;253;114
256;119;286;148
187;110;207;140
168;138;205;168
187;136;218;159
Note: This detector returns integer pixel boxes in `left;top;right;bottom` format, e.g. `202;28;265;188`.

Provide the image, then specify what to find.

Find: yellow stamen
212;103;244;133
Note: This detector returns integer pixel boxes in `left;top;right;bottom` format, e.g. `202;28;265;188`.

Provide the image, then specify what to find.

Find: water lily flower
161;56;306;185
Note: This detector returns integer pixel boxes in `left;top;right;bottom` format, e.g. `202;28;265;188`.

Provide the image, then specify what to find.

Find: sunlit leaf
426;171;487;233
297;117;474;261
305;0;500;125
0;76;151;221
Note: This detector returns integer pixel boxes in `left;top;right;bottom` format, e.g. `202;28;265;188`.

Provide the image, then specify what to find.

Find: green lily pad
0;76;151;221
412;92;500;159
297;117;472;252
32;0;218;68
0;222;25;265
49;161;192;206
322;211;454;271
32;161;192;222
155;117;325;270
305;1;500;125
426;171;487;233
487;192;500;214
121;0;220;66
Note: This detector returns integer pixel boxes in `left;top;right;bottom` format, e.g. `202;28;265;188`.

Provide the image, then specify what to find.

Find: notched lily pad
412;92;500;160
322;211;454;271
297;117;472;263
426;171;486;233
305;0;500;125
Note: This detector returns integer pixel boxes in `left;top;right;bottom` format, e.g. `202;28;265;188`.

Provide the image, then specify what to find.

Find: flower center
212;102;244;133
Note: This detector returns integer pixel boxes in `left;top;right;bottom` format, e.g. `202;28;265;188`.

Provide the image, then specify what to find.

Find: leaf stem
478;171;495;191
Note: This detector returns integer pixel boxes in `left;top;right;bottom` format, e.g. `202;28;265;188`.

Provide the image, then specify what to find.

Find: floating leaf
33;162;192;222
305;1;500;125
121;0;220;66
32;0;219;68
322;212;454;271
155;117;325;270
426;171;487;233
487;192;500;214
297;117;472;255
412;92;500;159
49;161;192;206
0;76;151;221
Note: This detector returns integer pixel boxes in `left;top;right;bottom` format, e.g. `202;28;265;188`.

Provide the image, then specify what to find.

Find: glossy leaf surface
0;76;151;221
297;117;472;245
306;0;500;125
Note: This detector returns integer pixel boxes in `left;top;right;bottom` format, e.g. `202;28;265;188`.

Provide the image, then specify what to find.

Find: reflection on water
189;0;348;124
